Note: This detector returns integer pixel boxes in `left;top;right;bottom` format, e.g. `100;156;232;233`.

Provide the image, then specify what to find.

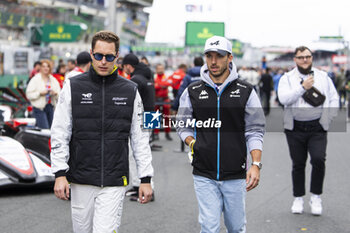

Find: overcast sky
145;0;350;48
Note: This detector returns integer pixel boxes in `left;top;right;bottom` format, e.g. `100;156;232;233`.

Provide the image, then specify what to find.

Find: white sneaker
291;197;304;214
309;195;322;215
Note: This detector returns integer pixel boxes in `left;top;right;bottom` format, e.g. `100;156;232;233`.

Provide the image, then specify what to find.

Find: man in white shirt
278;46;338;216
65;51;91;79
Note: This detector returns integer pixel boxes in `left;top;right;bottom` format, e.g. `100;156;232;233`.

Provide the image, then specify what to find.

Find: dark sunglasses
93;53;116;62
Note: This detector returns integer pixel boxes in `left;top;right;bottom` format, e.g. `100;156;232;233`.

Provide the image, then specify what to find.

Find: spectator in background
58;58;64;66
65;51;91;79
238;66;249;81
123;54;155;113
259;68;273;115
345;70;350;121
246;67;260;93
116;57;128;79
53;63;66;88
140;56;154;78
154;63;172;141
26;60;61;129
168;64;187;98
273;69;284;106
28;61;41;81
335;67;347;109
140;56;150;66
171;56;204;113
66;59;76;73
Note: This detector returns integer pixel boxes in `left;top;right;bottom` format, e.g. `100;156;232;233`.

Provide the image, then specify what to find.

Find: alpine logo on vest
199;90;209;99
81;93;93;104
230;89;240;98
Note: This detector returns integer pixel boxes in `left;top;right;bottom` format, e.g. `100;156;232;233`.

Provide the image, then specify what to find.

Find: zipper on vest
101;78;105;187
206;82;231;180
216;95;220;180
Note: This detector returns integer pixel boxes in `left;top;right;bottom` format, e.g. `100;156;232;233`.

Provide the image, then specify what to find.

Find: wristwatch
252;161;262;170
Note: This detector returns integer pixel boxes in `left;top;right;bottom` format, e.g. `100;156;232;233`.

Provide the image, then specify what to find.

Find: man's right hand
302;75;314;90
54;176;70;200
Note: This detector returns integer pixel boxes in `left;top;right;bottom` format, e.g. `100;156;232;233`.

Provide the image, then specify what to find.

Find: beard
297;64;312;75
209;65;228;79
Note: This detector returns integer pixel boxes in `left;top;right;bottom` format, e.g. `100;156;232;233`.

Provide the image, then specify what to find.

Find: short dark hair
194;56;204;66
178;64;187;70
33;61;41;67
76;51;92;66
67;59;75;65
92;31;120;54
294;46;312;56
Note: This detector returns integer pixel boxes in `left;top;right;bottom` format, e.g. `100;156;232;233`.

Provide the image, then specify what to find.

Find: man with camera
278;46;338;216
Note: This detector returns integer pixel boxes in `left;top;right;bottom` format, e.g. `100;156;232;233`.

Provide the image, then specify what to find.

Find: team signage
185;22;225;46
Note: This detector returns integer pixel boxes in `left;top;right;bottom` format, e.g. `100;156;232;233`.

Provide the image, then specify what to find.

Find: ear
228;54;234;62
90;49;94;60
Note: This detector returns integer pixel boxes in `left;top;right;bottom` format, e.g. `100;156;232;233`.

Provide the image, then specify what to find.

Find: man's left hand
246;166;260;191
138;183;153;204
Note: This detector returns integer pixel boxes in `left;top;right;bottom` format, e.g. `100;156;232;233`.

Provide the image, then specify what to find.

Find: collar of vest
89;65;119;84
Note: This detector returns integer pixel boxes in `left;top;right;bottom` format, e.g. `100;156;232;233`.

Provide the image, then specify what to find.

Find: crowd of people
25;47;350;131
19;30;349;233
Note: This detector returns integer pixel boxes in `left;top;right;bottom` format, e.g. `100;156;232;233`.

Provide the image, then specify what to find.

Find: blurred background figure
238;66;249;81
334;67;347;109
140;56;150;66
28;61;41;83
273;68;284;106
259;68;273;116
246;67;260;93
168;63;187;99
154;63;172;141
26;60;61;129
171;56;203;113
116;57;128;79
53;63;66;88
66;59;76;73
345;70;350;121
140;56;154;78
65;51;91;79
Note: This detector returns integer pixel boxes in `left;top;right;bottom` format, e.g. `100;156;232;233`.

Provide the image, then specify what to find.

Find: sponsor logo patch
199;90;209;99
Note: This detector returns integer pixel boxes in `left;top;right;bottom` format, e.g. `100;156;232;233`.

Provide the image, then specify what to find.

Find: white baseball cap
204;35;232;56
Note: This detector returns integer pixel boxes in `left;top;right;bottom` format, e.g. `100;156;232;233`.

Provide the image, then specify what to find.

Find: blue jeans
193;175;246;233
33;104;54;129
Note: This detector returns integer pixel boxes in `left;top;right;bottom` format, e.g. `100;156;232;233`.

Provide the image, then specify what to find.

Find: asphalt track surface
1;110;350;233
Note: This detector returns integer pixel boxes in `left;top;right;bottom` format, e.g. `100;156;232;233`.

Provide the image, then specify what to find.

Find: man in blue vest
176;35;265;233
50;31;153;233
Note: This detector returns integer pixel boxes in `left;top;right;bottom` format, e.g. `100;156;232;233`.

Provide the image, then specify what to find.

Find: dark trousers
260;90;271;115
285;119;327;197
33;104;54;129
